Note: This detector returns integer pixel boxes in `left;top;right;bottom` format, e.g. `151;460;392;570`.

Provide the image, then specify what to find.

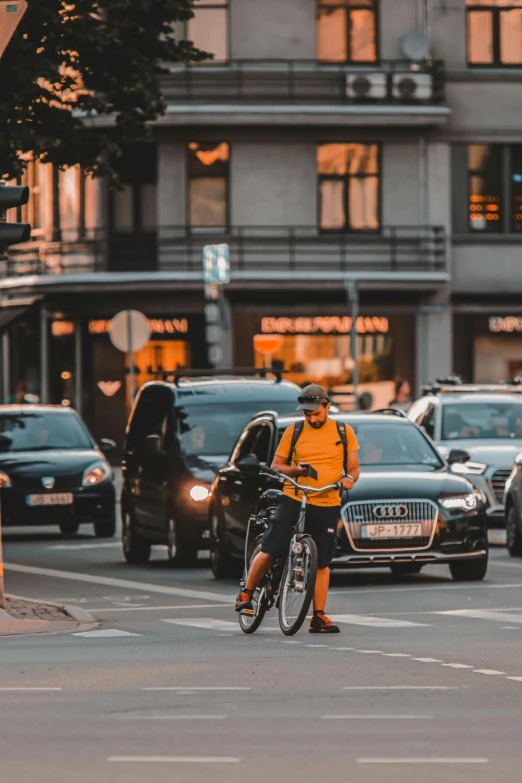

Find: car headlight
82;461;111;487
440;492;477;511
189;485;210;502
450;461;487;475
0;471;11;488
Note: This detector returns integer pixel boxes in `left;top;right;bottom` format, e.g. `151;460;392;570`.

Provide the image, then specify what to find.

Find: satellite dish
400;29;431;61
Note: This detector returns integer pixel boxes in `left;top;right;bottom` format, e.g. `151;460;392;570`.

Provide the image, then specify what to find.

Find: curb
7;594;97;625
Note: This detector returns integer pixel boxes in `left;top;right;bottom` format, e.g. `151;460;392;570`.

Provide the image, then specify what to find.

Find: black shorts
260;495;340;569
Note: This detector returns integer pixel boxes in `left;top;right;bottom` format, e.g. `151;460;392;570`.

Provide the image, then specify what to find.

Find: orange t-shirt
275;418;359;507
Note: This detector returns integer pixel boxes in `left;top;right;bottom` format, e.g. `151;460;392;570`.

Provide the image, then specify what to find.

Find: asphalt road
2;515;522;783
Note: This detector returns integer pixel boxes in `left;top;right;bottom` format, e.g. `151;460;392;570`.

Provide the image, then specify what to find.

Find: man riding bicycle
235;384;360;633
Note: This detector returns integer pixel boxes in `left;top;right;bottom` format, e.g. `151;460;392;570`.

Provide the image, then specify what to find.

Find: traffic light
0;185;31;251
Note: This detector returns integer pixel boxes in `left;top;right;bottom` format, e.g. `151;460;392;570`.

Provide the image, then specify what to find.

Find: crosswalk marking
162;618;239;631
73;629;142;638
436;609;522;625
332;614;429;628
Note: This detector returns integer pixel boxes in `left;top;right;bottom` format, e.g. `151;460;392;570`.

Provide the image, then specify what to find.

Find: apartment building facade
1;0;521;442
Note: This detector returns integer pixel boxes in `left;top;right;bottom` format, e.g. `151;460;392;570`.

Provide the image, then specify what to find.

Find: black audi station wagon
209;410;489;581
121;370;300;567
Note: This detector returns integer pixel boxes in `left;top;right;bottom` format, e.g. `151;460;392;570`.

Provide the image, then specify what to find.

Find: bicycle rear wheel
238;539;268;635
278;534;318;636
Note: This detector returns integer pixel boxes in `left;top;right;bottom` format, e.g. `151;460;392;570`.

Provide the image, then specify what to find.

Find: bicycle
238;467;341;637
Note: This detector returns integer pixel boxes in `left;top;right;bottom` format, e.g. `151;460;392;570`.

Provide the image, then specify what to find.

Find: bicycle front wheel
278;534;318;636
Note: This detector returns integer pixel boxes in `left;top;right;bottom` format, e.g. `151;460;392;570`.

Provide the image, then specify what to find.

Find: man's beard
309;419;326;429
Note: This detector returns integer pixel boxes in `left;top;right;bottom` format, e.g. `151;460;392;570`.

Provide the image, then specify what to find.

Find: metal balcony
2;225;447;283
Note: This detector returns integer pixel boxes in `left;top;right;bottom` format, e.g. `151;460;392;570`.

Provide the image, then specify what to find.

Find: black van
121;370;300;566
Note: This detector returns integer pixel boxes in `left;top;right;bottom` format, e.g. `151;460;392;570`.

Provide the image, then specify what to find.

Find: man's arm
271;454;309;479
340;451;360;492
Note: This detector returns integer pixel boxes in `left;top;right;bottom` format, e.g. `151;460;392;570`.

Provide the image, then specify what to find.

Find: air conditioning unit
346;72;387;100
392;72;433;101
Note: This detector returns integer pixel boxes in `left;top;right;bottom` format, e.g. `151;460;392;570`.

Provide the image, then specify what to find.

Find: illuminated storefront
454;312;522;383
235;311;415;410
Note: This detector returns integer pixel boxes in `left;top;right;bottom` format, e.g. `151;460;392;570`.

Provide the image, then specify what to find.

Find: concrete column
40;303;49;404
156;143;186;271
1;331;10;404
74;318;82;415
416;300;453;392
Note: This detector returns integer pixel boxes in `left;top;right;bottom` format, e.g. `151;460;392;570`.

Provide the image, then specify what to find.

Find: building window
467;0;522;66
109;144;157;233
188;142;229;229
467;144;522;233
318;143;380;231
317;0;377;63
187;0;228;62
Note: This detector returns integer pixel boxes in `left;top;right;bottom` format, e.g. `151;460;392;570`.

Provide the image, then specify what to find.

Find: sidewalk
0;595;96;636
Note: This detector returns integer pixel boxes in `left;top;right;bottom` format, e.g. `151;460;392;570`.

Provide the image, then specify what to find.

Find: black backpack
285;420;348;471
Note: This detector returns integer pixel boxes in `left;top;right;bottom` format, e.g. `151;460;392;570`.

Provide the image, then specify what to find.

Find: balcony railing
160;59;446;105
3;225;447;279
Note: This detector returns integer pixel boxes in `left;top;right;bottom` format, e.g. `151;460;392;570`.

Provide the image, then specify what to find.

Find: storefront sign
261;316;389;335
489;316;522;333
89;318;188;336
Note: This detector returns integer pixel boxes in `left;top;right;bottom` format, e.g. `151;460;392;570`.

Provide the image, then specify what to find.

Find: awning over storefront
0;299;37;331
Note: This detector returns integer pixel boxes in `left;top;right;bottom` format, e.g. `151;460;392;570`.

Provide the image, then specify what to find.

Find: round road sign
109;310;150;353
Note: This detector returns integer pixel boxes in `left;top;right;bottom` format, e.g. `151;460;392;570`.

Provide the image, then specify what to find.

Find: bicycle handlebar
261;467;340;494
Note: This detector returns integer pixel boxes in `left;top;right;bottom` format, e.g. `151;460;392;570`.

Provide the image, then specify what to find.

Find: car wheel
449;553;488;582
166;512;199;568
209;510;242;580
506;506;522;557
93;514;116;539
59;520;79;536
390;563;423;575
122;508;151;564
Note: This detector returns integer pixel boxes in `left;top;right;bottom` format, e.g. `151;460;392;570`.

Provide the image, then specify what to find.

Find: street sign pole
127;309;135;403
203;244;230;369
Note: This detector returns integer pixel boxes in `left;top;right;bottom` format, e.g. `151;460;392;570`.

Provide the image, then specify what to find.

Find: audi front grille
341;499;438;552
490;469;511;505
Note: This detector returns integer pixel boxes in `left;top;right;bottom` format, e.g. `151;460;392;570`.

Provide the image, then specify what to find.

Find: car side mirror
447;448;471;465
99;438;116;454
237;454;261;471
145;434;161;456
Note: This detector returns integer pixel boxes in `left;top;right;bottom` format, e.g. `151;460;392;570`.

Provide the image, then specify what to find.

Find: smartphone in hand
299;463;318;481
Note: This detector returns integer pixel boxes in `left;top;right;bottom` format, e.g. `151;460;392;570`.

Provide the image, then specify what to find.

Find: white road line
91;603;233;612
142;687;251;691
329;647;355;651
342;686;459;691
356;650;383;654
322;715;432;720
441;663;474;669
118;715;227;720
506;676;522;682
73;629;142;638
381;653;412;657
161;618;238;631
474;669;506;676
357;758;488;765
108;756;240;764
0;687;62;691
328;583;522;595
412;658;443;663
4;563;234;603
304;644;329;648
437;609;522;624
48;542;122;550
333;614;429;628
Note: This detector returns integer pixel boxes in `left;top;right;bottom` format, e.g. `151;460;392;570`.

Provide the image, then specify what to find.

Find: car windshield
0;412;93;452
441;402;522;441
354;421;443;469
176;401;297;461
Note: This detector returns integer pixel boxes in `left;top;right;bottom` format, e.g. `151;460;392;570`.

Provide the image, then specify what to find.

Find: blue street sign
203;244;230;285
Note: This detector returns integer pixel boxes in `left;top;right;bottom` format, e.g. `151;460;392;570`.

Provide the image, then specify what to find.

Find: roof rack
162;367;287;385
372;407;408;418
422;374;522;396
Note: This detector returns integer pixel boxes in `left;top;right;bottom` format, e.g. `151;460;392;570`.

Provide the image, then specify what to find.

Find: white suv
408;380;522;529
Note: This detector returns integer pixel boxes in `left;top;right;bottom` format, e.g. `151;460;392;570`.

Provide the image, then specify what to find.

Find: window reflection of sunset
188;142;229;167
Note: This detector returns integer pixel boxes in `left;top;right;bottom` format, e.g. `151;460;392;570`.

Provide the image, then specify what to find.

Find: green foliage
0;1;208;180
